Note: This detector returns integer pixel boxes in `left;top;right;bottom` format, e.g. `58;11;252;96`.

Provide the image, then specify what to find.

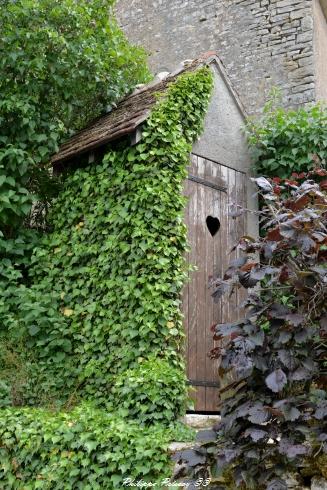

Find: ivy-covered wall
0;67;213;487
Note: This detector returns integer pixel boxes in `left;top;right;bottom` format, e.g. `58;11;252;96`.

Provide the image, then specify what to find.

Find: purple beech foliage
176;169;327;489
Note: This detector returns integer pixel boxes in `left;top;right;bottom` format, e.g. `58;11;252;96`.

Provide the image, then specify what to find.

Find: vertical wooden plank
187;159;199;409
196;156;208;411
210;161;224;411
211;163;222;411
220;164;230;325
204;183;213;410
182;179;190;382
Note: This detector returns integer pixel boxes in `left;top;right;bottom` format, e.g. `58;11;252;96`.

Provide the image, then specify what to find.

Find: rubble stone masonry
116;0;326;114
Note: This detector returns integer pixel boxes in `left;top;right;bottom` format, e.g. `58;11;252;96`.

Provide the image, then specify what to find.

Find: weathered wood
185;159;198;407
183;154;246;412
52;59;205;170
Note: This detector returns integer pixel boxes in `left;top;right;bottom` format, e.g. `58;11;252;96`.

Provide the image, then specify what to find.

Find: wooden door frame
183;153;247;413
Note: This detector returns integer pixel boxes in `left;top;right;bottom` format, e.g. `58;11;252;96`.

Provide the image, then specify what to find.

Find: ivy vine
0;67;214;487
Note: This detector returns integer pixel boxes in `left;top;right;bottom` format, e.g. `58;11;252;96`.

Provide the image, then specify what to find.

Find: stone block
271;25;282;33
288;65;314;79
297;31;313;43
282;20;301;29
290;8;309;20
283;59;299;69
168;442;195;454
270;13;291;23
182;414;221;429
291;82;315;93
301;15;314;32
276;0;304;8
298;55;314;66
289;89;315;105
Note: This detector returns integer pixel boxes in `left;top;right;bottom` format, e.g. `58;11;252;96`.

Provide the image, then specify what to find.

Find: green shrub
0;404;173;489
246;103;327;177
112;357;188;424
0;0;149;237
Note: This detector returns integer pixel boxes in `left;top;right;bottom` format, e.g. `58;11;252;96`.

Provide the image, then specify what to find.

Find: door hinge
188;379;220;388
187;174;227;193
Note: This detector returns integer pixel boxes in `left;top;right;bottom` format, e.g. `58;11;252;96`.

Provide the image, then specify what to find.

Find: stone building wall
314;0;327;100
116;0;325;114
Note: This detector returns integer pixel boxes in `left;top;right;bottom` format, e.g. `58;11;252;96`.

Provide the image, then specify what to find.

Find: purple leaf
263;242;275;259
251;177;273;192
294;329;310;343
229;257;247;268
245;449;260;459
302;358;316;371
269;303;290;319
212;281;229;301
174;449;206;466
279;226;296;239
216;322;242;337
297;233;316;252
244;428;267;442
233;336;256;354
289;367;311;381
265;369;287;393
238;270;258;288
286;314;304;327
277;331;292;344
216;449;239;468
233;352;254;379
250;266;278;281
315;402;327;420
248;404;270;424
279;438;309;459
278;350;297;370
282;406;301;422
249;330;265;346
267;479;288;490
253;354;268;371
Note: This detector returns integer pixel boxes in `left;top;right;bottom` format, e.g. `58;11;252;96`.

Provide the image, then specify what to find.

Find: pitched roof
51;53;245;171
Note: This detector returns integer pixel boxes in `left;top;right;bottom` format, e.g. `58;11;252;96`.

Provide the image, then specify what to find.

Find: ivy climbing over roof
0;66;214;488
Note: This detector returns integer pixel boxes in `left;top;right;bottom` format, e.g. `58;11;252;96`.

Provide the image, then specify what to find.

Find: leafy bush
112;357;188;424
0;0;149;236
178;170;327;489
0;404;173;489
246;104;327;178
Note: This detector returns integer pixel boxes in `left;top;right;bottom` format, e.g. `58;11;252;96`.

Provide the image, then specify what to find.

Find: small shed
52;53;257;413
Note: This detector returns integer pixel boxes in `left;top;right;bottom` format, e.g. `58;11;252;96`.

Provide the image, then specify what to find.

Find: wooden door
183;154;246;412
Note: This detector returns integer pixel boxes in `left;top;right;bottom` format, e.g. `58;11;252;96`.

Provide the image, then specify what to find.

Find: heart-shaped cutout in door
206;216;220;237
